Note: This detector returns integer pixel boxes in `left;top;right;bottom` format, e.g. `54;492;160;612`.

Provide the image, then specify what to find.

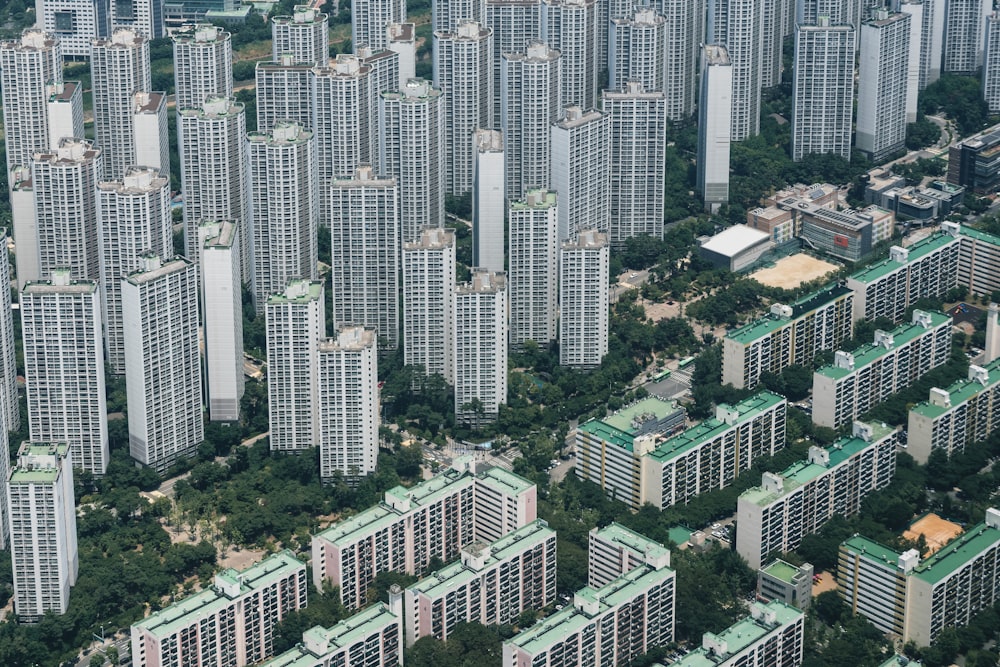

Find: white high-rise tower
0;228;19;434
659;0;697;118
380;78;446;243
97;167;172;374
454;270;508;425
123;254;203;472
602;82;666;245
272;5;330;65
131;91;170;174
403;227;456;382
318;326;379;483
329;166;401;349
792;20;856;161
486;0;543;121
172;24;234;110
266;280;325;453
21;271;109;477
709;0;763;141
559;229;609;368
943;0;992;75
90;28;151;182
354;0;407;50
542;0;599;108
248;122;318;310
508;190;558;348
32;138;103;281
501;41;561;201
608;9;666;93
255;56;314;133
698;45;733;212
985;13;1000;113
199;221;245;423
434;20;493;196
7;442;77;622
857;9;911;162
472;129;506;273
0;29;63;175
550;106;610;242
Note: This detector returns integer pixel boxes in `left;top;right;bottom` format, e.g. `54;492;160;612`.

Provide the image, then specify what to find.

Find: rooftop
668;602;803;666
647;391;785;464
592;523;670;563
267;280;324;304
133;551;303;638
815;310;951;380
700;224;770;257
840;535;903;569
9;442;69;484
578;397;683;452
847;233;958;284
761;560;802;584
739;422;894;506
124;256;194;285
910;357;1000;419
261;603;398;666
726;283;853;345
911;515;1000;585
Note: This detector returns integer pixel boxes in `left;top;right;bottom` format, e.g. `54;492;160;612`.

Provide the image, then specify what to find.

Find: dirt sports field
750;253;839;290
903;514;964;555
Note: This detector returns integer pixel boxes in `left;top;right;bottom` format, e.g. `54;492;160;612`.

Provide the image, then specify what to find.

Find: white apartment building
171;24;233;111
550;107;610;242
254;58;314;132
736;421;897;570
501;558;675;667
353;0;406;50
541;0;599;108
574;396;688;508
708;0;762;141
942;0;992;75
433;0;484;32
131;91;169;174
11;169;40;290
123;255;203;472
21;271;109;476
759;0;785;89
260;602;403;667
791;20;856;161
311;460;537;609
602;83;666;245
7;442;77;622
846;231;961;324
472;129;505;273
667;601;805;667
178;96;249;276
639;391;787;511
32;138;103;281
130;551;307;667
901;0;923;121
857;10;911;162
588;523;672;589
838;508;1000;646
90;28;151;181
329;166;400;348
248;121;318;310
722;283;855;390
403;227;456;383
404;519;557;646
608;9;665;92
266;280;326;453
900;0;945;89
908;359;1000;463
0;228;19;435
36;0;108;58
388;22;417;86
454;269;508;425
45;79;85;157
659;0;697;119
109;0;164;38
698;44;732;213
985;13;1000;113
501;41;561;201
379;78;446;243
559;229;609;368
97;166;172;374
433;20;493;196
272;5;329;65
0;30;63;174
486;0;542;123
358;41;402;102
199;221;245;423
508;190;558;349
812;310;953;429
317;326;379;483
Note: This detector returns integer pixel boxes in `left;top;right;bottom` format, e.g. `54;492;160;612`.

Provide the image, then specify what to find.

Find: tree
813;590;847;626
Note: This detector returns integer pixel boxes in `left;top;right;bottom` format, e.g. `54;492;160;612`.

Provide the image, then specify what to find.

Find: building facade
698;45;733;212
550;107;610;242
0;229;19;434
508;190;559;349
0;30;63;175
942;0;992;74
667;601;804;667
541;0;599;108
791;20;856;161
472;129;506;273
856;10;911;162
402;227;456;383
559;230;610;368
272;5;329;65
454;270;508;425
588;523;672;590
171;24;233;111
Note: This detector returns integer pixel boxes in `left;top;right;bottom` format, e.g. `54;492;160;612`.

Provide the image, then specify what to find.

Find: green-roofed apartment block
130;550;307;666
722;283;854;390
812;309;952;429
655;600;804;667
907;357;1000;464
736;421;897;569
588;522;672;588
837;508;1000;646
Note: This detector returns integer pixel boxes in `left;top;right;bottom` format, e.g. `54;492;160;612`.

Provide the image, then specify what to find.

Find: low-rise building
640;392;787;510
259;602;403;667
812;310;953;428
736;422;897;569
948;127;1000;194
722;283;854;390
311;460;536;609
130;551;307;667
698;224;773;272
404;519;557;646
662;600;805;667
757;560;814;610
574;397;687;508
908;359;1000;464
795;202;895;263
838;508;1000;645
